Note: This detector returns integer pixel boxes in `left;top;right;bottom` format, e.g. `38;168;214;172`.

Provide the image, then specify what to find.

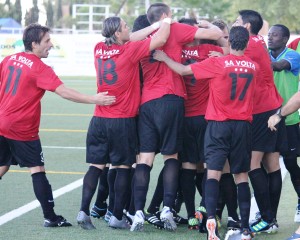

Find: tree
24;0;39;26
13;0;22;24
56;0;63;23
45;0;54;28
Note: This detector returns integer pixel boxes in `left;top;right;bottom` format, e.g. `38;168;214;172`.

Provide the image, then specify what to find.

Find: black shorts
138;94;184;155
281;123;300;158
252;109;287;152
86;117;137;166
0;136;44;168
204;121;251;174
179;115;207;164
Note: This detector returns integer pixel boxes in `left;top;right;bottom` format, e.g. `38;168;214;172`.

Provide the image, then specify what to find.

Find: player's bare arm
195;20;223;40
55;84;116;105
153;50;193;76
271;59;291;71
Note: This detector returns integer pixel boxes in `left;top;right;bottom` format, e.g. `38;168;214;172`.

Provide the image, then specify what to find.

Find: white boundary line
0;178;83;226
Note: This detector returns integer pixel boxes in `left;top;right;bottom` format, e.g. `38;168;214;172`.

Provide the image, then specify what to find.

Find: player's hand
93;91;116;106
153;50;167;62
267;114;281;131
208;51;223;57
198;20;212;28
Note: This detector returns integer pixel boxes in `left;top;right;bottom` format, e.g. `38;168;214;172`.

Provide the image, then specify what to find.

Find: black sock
163;158;180;208
249;168;273;222
124;167;135;212
220;173;239;220
195;172;204;197
128;168;136;215
205;178;219;218
237;182;251;229
147;166;164;213
284;156;300;200
134;164;151;211
113;168;131;220
180;169;196;218
107;168;117;213
32;172;56;220
94;166;109;208
268;169;282;219
174;168;184;213
80;166;102;215
200;169;207;208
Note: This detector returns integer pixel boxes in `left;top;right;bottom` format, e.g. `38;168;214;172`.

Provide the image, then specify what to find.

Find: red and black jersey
244;35;283;114
182;44;223;116
191;54;258;122
0;52;63;140
140;22;198;105
94;38;151;118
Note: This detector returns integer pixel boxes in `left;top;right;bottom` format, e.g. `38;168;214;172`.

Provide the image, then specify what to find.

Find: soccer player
76;15;171;230
288;37;300;58
0;23;116;227
130;2;223;232
233;10;284;234
268;24;300;223
153;25;257;240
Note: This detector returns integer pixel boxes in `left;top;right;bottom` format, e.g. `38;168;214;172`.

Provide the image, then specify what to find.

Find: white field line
249;156;288;222
0;179;83;226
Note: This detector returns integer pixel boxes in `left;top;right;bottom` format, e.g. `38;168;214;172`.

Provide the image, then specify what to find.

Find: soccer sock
268;169;282;219
147;166;164;213
237;182;251;229
94;166;109;208
283;156;300;201
216;192;226;220
180;169;196;218
80;166;102;215
113;168;131;220
128;168;136;215
195;171;204;197
174;169;184;213
107;168;117;213
134;164;151;211
31;172;56;220
249;168;273;222
205;178;219;218
163;158;180;208
219;173;239;220
124;167;135;212
199;169;207;208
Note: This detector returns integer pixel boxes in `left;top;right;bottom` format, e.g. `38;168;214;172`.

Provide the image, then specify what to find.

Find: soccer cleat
172;209;188;224
144;211;164;229
90;203;107;218
77;211;96;230
227;217;241;230
294;204;300;223
130;210;145;232
250;219;278;234
188;217;199;230
241;228;254;240
44;215;72;227
125;212;134;225
206;218;220;240
160;206;177;231
286;232;300;240
104;210;112;223
108;215;131;229
195;206;207;233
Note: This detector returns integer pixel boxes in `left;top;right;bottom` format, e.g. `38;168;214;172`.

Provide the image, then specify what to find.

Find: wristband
162;18;172;24
276;108;284;119
151;22;160;30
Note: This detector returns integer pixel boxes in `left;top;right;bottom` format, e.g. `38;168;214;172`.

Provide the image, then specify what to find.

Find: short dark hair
229;26;249;51
272;24;290;39
132;14;150;32
147;3;170;24
102;17;122;45
23;23;50;51
178;18;197;26
238;10;263;35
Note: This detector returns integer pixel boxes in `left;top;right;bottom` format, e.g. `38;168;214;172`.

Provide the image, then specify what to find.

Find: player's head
178;18;198;26
103;17;130;45
233;10;263;35
147;3;171;24
229;26;249;51
132;14;150;32
212;19;229;40
23;23;51;52
268;24;290;50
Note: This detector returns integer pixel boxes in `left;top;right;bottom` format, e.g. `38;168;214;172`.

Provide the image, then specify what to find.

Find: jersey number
229;72;253;101
5;66;22;96
97;59;118;85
